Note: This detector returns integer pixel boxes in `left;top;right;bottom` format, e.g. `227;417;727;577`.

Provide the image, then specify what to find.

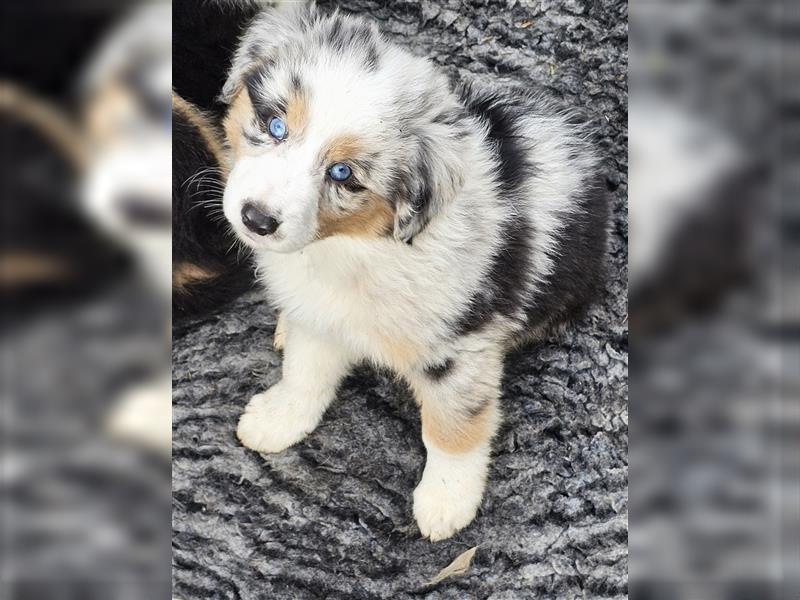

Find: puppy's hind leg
409;345;503;541
237;323;353;453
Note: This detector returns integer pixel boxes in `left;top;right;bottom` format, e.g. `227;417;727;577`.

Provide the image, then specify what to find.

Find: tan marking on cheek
223;90;253;158
421;403;496;454
317;194;394;240
172;262;218;292
322;135;363;165
285;91;308;136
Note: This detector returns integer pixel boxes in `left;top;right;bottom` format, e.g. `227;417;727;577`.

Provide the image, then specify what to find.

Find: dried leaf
426;546;478;586
518;20;533;29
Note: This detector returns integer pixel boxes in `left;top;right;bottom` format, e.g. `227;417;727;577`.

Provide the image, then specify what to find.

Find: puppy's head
221;7;466;253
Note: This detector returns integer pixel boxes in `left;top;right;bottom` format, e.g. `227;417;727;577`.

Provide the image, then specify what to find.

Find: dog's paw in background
236;383;327;453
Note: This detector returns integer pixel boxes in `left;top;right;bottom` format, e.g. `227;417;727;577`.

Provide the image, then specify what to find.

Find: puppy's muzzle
241;201;280;236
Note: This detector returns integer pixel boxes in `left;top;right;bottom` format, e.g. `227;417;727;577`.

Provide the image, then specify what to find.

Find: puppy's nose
241;202;280;236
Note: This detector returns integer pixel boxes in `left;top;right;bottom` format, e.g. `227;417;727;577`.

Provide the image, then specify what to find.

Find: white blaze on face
223;141;323;253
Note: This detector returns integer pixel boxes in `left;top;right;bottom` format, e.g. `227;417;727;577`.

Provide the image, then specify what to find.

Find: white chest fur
255;230;492;372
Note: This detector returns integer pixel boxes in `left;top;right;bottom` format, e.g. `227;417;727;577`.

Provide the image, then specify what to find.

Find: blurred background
0;0;797;598
629;1;798;599
1;1;171;598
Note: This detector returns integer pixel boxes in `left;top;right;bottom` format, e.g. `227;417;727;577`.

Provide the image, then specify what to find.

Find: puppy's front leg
410;349;503;541
237;323;352;453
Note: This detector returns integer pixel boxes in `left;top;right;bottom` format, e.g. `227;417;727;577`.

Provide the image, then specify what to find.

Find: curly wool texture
172;0;628;598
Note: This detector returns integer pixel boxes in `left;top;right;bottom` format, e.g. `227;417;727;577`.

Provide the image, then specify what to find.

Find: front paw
236;384;321;453
412;453;487;541
106;376;172;454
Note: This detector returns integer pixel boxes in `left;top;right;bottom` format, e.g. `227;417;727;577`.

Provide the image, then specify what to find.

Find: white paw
106;376;172;454
236;384;322;453
412;447;488;541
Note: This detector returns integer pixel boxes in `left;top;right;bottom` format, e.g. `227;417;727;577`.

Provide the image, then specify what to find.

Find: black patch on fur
172;98;255;319
523;175;609;329
319;14;379;72
455;214;533;335
459;85;531;193
410;149;434;214
423;358;454;381
245;66;286;123
630;162;762;334
453;86;535;335
386;139;436;243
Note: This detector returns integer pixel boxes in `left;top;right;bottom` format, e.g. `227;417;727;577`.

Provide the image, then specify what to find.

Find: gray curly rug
172;1;628;598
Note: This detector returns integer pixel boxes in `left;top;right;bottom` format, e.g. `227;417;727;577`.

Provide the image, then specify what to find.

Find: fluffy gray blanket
172;1;628;598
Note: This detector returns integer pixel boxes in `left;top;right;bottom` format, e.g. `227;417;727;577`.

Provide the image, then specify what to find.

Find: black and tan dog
173;93;255;319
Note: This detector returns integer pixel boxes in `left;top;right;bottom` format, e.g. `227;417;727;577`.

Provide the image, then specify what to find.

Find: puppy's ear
220;2;317;104
392;133;465;244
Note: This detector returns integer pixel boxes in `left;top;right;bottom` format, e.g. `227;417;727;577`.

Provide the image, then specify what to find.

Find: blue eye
328;163;352;182
268;116;287;140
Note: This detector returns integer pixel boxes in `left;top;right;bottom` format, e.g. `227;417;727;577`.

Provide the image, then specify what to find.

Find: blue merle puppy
219;4;609;540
